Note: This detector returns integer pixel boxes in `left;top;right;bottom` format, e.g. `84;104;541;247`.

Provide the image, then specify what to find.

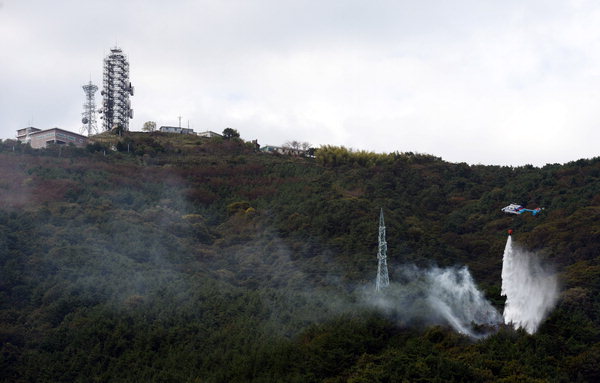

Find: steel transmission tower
376;208;390;291
100;47;134;131
81;81;99;136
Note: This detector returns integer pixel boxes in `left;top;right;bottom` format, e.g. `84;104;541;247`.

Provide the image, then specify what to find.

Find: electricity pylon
376;208;390;291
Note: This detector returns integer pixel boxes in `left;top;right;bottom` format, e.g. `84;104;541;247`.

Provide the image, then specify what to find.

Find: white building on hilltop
159;126;195;134
16;127;41;143
17;127;88;149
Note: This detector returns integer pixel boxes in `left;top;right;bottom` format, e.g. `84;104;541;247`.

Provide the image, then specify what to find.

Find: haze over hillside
0;133;599;382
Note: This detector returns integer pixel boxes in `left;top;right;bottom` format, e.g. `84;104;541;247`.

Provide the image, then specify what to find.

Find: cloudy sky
1;0;599;166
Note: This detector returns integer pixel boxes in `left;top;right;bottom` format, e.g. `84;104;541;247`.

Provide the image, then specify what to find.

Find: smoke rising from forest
501;236;559;334
364;265;502;338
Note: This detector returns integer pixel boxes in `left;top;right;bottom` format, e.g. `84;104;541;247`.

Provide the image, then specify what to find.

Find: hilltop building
197;130;222;138
100;47;134;131
16;127;88;149
157;127;224;137
159;126;195;134
16;127;41;143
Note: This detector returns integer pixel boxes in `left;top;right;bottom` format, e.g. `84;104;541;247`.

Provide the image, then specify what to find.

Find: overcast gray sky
1;0;599;166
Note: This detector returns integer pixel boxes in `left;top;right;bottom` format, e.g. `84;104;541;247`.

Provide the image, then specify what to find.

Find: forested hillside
1;133;599;382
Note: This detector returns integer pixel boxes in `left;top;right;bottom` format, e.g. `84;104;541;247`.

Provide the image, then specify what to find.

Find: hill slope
1;134;599;382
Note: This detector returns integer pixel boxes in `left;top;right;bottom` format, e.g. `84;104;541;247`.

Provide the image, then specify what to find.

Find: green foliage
0;136;599;381
143;121;157;132
315;145;443;168
222;128;240;140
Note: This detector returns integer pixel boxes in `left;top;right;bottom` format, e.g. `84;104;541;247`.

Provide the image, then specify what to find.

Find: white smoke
365;265;502;338
501;236;559;334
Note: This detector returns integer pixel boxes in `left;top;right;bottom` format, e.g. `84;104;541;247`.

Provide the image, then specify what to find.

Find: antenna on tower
81;80;99;136
376;208;390;291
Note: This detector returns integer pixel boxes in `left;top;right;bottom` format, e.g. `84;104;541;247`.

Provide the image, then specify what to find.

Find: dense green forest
0;132;599;382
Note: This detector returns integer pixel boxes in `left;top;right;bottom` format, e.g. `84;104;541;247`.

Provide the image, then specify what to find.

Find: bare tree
284;140;301;150
284;141;311;151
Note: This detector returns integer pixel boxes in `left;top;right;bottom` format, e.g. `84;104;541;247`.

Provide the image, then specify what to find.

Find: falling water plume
501;235;559;334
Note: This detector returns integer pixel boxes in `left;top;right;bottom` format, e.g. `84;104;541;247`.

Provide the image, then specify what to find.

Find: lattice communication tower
99;47;134;131
81;81;99;136
376;208;390;291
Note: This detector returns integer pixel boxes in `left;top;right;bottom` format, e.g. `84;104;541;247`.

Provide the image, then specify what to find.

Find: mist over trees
0;134;599;382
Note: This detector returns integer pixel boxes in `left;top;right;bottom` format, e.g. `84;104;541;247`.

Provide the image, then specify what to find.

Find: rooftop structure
99;47;134;131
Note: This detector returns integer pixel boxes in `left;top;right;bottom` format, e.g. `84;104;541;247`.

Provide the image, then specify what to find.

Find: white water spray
426;266;502;337
501;236;559;334
366;265;502;338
